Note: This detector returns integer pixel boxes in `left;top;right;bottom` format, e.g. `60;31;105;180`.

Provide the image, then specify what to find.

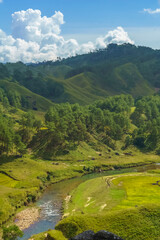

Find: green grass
0;147;160;230
63;171;160;216
64;177;125;216
112;174;160;209
31;230;67;240
56;205;160;240
0;173;17;188
58;169;160;239
0;156;76;225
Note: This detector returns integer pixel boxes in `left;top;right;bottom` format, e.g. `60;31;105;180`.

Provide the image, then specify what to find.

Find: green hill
1;44;160;105
0;80;54;111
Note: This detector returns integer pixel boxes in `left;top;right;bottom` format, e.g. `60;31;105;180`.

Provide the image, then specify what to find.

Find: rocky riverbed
15;207;40;230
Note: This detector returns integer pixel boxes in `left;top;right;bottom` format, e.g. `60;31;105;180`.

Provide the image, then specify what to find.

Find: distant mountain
1;43;160;106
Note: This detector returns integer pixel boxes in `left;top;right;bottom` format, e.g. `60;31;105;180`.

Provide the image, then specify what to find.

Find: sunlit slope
60;72;109;104
3;44;158;105
45;63;153;104
63;173;160;215
56;171;160;240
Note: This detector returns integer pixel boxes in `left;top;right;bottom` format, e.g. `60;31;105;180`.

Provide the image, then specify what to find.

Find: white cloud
0;9;134;63
0;0;3;3
96;27;134;49
144;8;160;14
12;9;64;42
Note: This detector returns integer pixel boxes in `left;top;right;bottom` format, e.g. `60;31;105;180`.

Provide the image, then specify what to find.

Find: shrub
2;225;23;240
47;230;67;240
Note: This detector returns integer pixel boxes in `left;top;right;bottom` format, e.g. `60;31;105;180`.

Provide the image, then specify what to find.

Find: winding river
19;163;160;240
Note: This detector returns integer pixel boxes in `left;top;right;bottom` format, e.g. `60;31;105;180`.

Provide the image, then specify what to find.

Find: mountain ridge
0;43;160;106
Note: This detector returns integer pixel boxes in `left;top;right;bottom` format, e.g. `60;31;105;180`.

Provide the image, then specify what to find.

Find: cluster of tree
30;94;160;157
1;93;160;158
0;110;42;156
0;64;9;79
131;95;160;152
12;69;64;101
2;225;23;240
30;95;132;157
0;88;30;109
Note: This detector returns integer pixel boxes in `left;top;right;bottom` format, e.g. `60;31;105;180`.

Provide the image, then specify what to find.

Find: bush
47;230;67;240
2;225;23;240
30;230;67;240
55;220;79;238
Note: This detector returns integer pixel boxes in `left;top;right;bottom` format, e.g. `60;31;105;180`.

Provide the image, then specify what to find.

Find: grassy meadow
0;139;160;240
0;149;160;228
55;171;160;240
63;172;160;215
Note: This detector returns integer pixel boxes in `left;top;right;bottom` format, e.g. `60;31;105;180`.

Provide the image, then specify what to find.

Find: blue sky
0;0;159;32
0;0;160;62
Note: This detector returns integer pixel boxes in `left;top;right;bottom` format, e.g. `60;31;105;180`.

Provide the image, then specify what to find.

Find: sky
0;0;160;62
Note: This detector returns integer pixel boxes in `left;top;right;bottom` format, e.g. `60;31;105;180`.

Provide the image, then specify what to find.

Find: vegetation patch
63;172;160;216
56;205;160;240
30;230;67;240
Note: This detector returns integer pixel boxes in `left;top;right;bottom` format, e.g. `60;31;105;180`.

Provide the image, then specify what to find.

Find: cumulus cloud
0;9;134;63
96;27;134;49
143;8;160;14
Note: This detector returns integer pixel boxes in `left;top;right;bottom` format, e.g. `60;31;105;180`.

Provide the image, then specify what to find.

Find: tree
2;225;23;240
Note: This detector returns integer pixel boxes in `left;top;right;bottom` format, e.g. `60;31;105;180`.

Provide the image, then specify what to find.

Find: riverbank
15;207;40;230
55;169;160;240
0;153;160;231
28;163;160;240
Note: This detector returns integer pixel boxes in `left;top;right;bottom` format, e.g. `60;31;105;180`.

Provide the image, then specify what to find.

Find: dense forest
1;93;160;159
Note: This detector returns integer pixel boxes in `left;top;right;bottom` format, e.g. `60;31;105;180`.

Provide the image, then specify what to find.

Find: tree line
1;94;160;157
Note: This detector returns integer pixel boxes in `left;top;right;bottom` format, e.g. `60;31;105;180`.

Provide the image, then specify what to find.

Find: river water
19;163;160;240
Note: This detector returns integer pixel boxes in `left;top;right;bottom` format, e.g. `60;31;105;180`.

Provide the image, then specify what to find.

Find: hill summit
1;43;160;106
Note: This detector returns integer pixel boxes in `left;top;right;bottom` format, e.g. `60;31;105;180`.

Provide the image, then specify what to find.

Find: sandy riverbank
15;207;40;230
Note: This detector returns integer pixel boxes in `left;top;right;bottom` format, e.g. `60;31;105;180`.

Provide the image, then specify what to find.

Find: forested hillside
1;94;160;159
1;44;160;105
0;44;160;158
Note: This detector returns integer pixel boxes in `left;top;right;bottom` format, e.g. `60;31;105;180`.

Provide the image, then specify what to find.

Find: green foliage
0;44;159;105
30;230;67;240
30;95;132;157
2;225;23;240
131;95;160;150
0;80;54;111
56;205;160;240
47;230;67;240
56;221;79;238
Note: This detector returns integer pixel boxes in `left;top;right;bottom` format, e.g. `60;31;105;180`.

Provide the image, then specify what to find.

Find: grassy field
0;150;160;226
56;171;160;240
63;172;160;216
56;205;160;240
0;148;160;239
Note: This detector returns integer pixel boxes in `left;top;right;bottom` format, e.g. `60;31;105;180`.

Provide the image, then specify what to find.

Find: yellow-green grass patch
0;173;17;188
64;172;160;216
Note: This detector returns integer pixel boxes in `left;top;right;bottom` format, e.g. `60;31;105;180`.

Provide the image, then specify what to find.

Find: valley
1;44;160;239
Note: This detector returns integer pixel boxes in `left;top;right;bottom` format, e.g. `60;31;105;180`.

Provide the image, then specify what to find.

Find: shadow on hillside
0;154;21;166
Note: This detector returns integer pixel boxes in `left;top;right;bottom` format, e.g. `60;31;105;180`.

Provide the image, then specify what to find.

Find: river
19;163;160;240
